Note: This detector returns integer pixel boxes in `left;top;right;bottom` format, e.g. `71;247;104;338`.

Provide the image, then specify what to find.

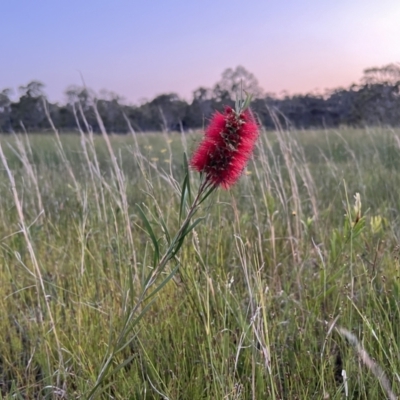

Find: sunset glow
1;0;399;103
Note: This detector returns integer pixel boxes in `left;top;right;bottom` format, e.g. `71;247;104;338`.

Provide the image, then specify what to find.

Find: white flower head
353;192;362;219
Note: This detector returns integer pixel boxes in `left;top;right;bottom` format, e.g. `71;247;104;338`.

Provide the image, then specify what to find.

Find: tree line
1;64;400;133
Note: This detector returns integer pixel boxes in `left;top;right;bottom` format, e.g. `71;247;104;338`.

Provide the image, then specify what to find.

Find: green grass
1;126;400;399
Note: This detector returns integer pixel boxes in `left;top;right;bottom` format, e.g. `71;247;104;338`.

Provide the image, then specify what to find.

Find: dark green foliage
2;64;400;134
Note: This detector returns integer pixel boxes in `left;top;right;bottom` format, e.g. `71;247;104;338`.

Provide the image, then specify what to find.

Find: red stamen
190;107;259;189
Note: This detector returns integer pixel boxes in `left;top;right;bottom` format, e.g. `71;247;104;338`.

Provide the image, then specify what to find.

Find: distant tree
11;80;47;131
0;88;12;132
56;104;76;131
4;63;400;133
362;63;400;85
193;87;212;102
65;85;98;131
352;83;400;126
185;87;214;128
147;93;188;131
97;91;125;132
65;85;96;111
324;87;359;126
340;64;400;126
213;66;264;101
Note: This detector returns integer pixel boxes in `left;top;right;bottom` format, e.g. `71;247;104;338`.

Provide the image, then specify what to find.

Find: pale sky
1;0;400;104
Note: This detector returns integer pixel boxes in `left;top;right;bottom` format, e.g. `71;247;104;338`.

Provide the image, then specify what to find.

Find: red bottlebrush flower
190;106;259;189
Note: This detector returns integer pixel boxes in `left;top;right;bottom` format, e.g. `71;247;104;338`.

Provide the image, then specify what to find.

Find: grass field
1;124;400;399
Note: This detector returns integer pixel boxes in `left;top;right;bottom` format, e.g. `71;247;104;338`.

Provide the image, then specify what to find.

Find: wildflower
190;106;259;189
371;215;383;234
353;192;361;224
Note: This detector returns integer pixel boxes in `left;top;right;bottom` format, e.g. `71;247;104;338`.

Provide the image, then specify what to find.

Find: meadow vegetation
1;123;400;399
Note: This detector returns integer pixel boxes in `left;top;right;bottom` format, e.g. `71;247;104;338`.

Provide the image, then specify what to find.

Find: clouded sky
1;0;399;104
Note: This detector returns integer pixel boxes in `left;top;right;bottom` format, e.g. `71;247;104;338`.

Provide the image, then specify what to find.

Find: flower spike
190;98;259;189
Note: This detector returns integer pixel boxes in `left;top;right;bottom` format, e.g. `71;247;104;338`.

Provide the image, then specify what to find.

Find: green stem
145;178;213;290
88;178;215;399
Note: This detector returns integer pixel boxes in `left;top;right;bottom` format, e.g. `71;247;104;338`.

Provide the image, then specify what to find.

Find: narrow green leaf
144;263;180;302
170;236;186;258
136;204;160;267
143;265;157;287
179;153;191;223
116;298;157;352
179;173;188;223
183;152;191;203
242;93;253;111
198;185;217;206
87;380;115;399
140;241;149;287
169;217;205;258
183;216;206;236
112;353;138;375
